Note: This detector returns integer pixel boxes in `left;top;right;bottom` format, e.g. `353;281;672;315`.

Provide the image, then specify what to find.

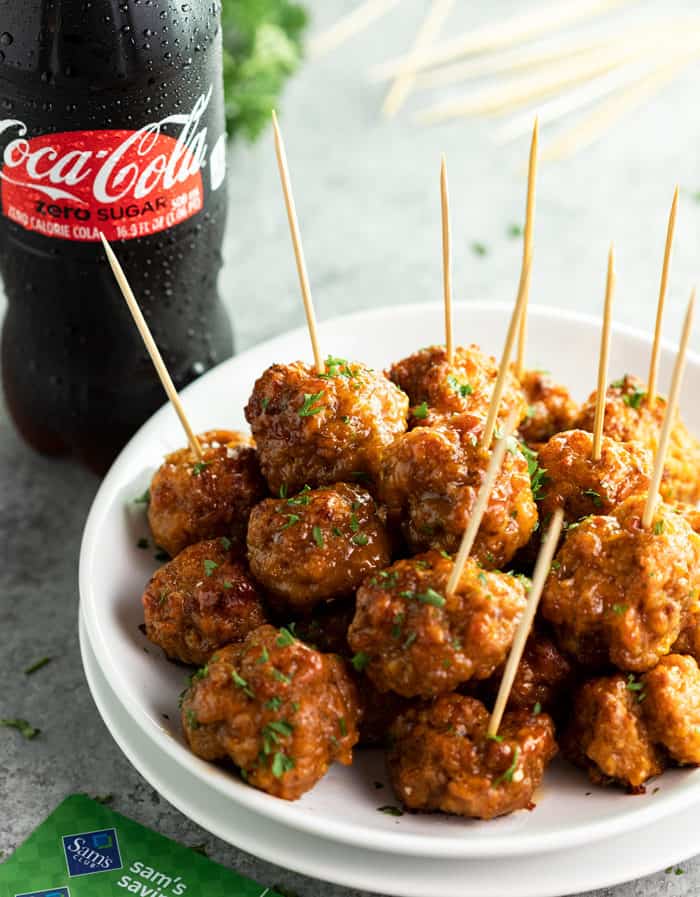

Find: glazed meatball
247;483;392;613
541;494;700;671
643;654;700;765
481;631;575;716
538;429;652;523
576;374;700;505
148;430;267;558
181;625;360;800
245;359;408;495
142;539;268;665
379;414;537;568
388;344;526;428
388;694;557;819
517;369;579;448
348;551;527;698
562;675;665;791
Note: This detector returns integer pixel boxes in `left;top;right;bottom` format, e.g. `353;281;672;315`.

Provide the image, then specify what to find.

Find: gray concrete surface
2;0;700;894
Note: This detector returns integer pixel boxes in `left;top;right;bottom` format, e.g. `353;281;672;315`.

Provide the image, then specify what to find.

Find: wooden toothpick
441;154;454;365
446;406;521;598
515;118;538;380
481;255;532;449
310;0;404;58
592;244;616;461
99;233;202;461
642;289;695;529
488;508;565;737
647;186;679;407
271;111;324;375
382;0;454;118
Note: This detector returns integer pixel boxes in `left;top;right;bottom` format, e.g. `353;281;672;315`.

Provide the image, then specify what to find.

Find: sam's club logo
62;827;122;877
15;889;70;897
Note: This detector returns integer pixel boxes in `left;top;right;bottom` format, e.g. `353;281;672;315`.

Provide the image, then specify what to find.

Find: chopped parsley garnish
623;386;646;409
377;805;404;816
276;628;296;647
447;374;474;397
332;526;343;537
271;752;295;778
203;559;219;577
266;697;283;711
133;489;150;504
312;525;324;548
352;533;369;546
0;718;40;740
264;720;294;738
487;733;504;742
261;397;270;411
653;520;665;535
287;484;311;505
190;665;209;683
257;646;270;664
339;717;348;736
508;223;523;238
413;401;429;420
471;241;488;257
137;537;149;550
416;559;432;570
223;580;233;589
391;613;405;638
219;536;232;550
440;550;452;560
494;747;519;785
24;657;52;675
351;652;369;672
185;709;200;730
582;488;603;508
612;603;628;615
192;461;210;476
272;668;292;684
611;376;627;388
349;513;360;533
518;442;547;501
280;513;301;530
399;588;446;607
533;702;542;715
403;631;417;649
371;570;400;589
298;391;325;416
279;484;288;498
478;572;488;585
232;670;255;698
626;674;646;702
320;355;357;379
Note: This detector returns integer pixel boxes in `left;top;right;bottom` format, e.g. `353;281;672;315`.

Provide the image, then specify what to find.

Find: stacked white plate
80;303;700;897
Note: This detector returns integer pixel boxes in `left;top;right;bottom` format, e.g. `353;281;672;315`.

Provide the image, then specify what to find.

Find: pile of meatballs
138;344;700;818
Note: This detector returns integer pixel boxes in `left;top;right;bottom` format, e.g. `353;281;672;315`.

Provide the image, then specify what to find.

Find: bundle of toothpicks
309;0;700;161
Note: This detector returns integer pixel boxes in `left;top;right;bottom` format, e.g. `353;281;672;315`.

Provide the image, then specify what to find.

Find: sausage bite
563;654;700;791
348;550;527;698
247;483;392;613
541;494;700;671
148;429;267;558
379;414;537;568
517;369;578;448
142;538;268;666
388;344;526;429
576;374;700;505
388;694;557;819
245;359;408;495
537;429;652;523
181;625;361;800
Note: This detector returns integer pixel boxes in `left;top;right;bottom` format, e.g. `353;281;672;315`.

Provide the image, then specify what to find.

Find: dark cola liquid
0;1;231;474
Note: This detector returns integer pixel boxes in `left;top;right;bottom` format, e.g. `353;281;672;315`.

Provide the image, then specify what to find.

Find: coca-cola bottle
0;1;232;474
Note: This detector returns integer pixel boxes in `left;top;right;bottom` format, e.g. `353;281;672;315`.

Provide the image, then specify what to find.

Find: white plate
80;610;700;897
79;301;700;861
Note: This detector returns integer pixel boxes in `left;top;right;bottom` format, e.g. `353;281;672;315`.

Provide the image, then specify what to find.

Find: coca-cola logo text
0;89;224;242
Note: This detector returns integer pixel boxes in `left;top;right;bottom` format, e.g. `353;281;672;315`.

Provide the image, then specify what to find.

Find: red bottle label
0;90;225;242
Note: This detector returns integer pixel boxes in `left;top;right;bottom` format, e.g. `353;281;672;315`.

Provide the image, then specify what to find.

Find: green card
0;794;281;897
